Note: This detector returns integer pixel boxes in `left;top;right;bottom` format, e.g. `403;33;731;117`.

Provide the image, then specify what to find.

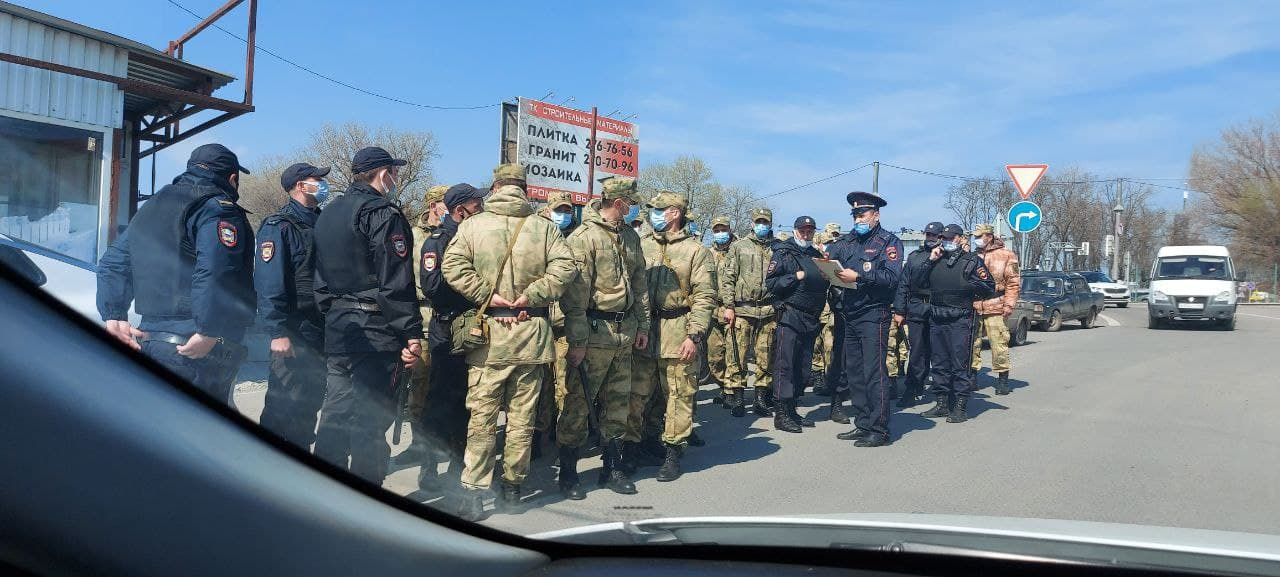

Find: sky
23;0;1280;232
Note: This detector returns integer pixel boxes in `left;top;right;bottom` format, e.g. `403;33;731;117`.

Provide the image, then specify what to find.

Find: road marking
1238;312;1280;321
1098;313;1120;327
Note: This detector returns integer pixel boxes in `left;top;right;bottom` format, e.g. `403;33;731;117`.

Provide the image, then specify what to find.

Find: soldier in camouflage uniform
441;164;576;521
885;313;910;399
556;177;650;499
707;216;734;404
720;207;778;417
406;184;448;465
535;191;579;461
627;191;715;482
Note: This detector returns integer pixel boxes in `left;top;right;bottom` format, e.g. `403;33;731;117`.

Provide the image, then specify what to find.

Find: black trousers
313;352;399;484
141;339;241;406
904;316;930;392
827;314;846;394
422;334;469;462
840;307;892;436
773;323;817;402
259;338;327;449
927;309;978;399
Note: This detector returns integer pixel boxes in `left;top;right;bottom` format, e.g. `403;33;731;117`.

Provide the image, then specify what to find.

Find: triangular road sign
1006;164;1048;199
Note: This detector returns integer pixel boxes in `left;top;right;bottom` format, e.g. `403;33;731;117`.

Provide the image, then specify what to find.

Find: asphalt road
234;304;1280;537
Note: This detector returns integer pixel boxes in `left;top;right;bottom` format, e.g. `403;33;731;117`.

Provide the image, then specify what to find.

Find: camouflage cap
974;223;995;235
493;163;526;183
546;190;573;210
824;222;842;234
648;191;688;210
711;215;731;228
600;176;645;204
424;184;448;205
750;207;773;222
777;231;792;241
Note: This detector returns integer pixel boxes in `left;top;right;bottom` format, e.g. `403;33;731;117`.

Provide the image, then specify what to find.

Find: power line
759;162;874;199
879;163;1113;185
165;0;501;111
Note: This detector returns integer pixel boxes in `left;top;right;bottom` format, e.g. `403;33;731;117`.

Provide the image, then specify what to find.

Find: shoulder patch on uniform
1010;261;1020;275
218;221;238;248
863;261;873;272
887;246;899;261
978;267;990;280
260;241;275;262
422;251;437;272
391;234;408;258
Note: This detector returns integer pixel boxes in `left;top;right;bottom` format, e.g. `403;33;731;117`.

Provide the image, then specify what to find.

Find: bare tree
236;155;294;232
302;122;440;221
639;155;771;241
944;173;1015;232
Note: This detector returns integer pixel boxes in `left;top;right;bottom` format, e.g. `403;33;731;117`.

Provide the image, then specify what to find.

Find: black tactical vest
314;190;382;295
928;254;976;309
128;178;222;317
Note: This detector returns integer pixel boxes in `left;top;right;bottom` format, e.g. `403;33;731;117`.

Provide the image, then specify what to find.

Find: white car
0;234;138;325
1074;270;1130;307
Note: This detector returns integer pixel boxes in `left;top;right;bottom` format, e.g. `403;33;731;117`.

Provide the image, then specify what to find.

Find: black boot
557;446;587;500
620;441;642;475
773;403;802;433
636;436;665;467
788;399;815;427
530;431;543;462
602;439;637;495
830;393;850;424
897;381;921;408
921;394;952;418
811;369;828;396
888;376;900;400
457;490;486;522
995;372;1011;395
656;444;683;482
497;482;522;511
688;428;706;447
836;427;870;440
947;396;970;423
762;387;777;411
417;450;440;492
854;432;892;447
752;387;773;416
727;390;746;417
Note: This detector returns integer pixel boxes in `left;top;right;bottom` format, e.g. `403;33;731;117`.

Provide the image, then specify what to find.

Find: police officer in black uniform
97;143;255;405
917;224;995;423
255;162;330;448
416;183;486;491
312;146;424;484
765;216;830;433
825;191;904;447
892;221;944;408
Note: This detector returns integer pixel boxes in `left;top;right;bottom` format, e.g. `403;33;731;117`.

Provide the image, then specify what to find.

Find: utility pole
1111;178;1124;281
872;161;879;194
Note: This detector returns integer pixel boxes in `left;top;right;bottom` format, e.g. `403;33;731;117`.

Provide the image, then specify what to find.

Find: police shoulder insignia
887;246;899;261
218;221;238;247
391;234;408;258
260;241;275;262
422;251;437;272
863;261;873;272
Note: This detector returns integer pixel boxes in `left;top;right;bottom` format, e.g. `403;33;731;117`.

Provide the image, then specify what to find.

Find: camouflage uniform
629;192;715;480
886;313;910;378
441;166;576;511
536;191;579;451
408;185;448;425
720;208;778;412
557;178;650;495
706;216;734;389
970;223;1021;394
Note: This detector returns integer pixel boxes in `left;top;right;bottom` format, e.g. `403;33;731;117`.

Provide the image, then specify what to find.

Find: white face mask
794;237;811;249
974;237;987;249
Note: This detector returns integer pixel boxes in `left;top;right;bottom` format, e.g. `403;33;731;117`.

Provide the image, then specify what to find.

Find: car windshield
8;0;1280;573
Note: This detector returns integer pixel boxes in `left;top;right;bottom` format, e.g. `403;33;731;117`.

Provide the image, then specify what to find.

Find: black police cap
923;221;945;235
444;183;485;210
793;216;817;229
351;146;408;174
188;143;249;175
941;224;965;238
280;162;331;191
846;191;887;214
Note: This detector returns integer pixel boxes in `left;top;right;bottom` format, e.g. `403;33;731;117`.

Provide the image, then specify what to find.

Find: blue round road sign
1007;200;1042;233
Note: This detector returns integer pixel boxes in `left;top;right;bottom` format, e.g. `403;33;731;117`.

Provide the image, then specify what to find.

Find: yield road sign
1006;164;1049;199
1008;200;1042;233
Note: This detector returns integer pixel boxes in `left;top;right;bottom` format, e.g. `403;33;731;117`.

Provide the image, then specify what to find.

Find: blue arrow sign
1007;200;1042;233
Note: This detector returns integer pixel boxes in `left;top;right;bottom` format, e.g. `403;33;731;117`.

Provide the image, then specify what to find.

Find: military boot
921;394;952;418
637;436;666;467
888;376;900;400
811;369;828;396
830;392;851;424
655;444;683;482
773;403;802;433
897;380;921;408
688;428;706;447
417;450;440;492
947;396;970;423
457;491;486;522
557;446;587;500
497;482;522;511
788;399;815;427
727;390;746;417
619;441;642;475
752;387;773;416
995;371;1011;395
602;439;637;495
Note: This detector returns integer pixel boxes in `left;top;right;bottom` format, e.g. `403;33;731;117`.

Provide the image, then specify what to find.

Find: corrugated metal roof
0;0;239;119
0;11;126;127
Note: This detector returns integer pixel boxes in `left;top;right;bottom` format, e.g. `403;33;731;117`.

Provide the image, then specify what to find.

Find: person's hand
177;333;219;359
795;270;806;281
836;269;860;284
511;294;530;309
568;346;587;367
634;332;649;350
1002;307;1013;319
893;313;905;325
930;246;943;261
401;339;421;368
270;336;294;359
723;308;736;327
105;320;145;351
489;293;514;308
678;337;698;362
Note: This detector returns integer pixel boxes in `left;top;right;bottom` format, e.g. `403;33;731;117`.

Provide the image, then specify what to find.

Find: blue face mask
551;211;573;230
650;209;668;231
712;231;730;245
689;223;700;236
852;222;872;235
942;241;959;252
307;180;330;204
753;223;771;238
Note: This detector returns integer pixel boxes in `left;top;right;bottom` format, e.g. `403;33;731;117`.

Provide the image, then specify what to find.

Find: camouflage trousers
725;315;775;390
811;321;833;373
556;345;632;448
886;317;910;377
628;354;698;447
460;363;544;491
705;319;727;385
536;336;567;432
971;313;1011;372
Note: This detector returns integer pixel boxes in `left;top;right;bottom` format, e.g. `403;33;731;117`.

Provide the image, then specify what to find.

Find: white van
1147;245;1240;330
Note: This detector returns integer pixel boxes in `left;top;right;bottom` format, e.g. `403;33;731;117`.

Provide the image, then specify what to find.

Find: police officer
970;223;1021;395
416;183;485;492
255;162;330;447
312;146;423;485
826;191;904;447
720;207;778;418
917;224;996;423
442;164;576;520
893;222;944;407
765;216;829;433
97;143;254;405
404;184;448;465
